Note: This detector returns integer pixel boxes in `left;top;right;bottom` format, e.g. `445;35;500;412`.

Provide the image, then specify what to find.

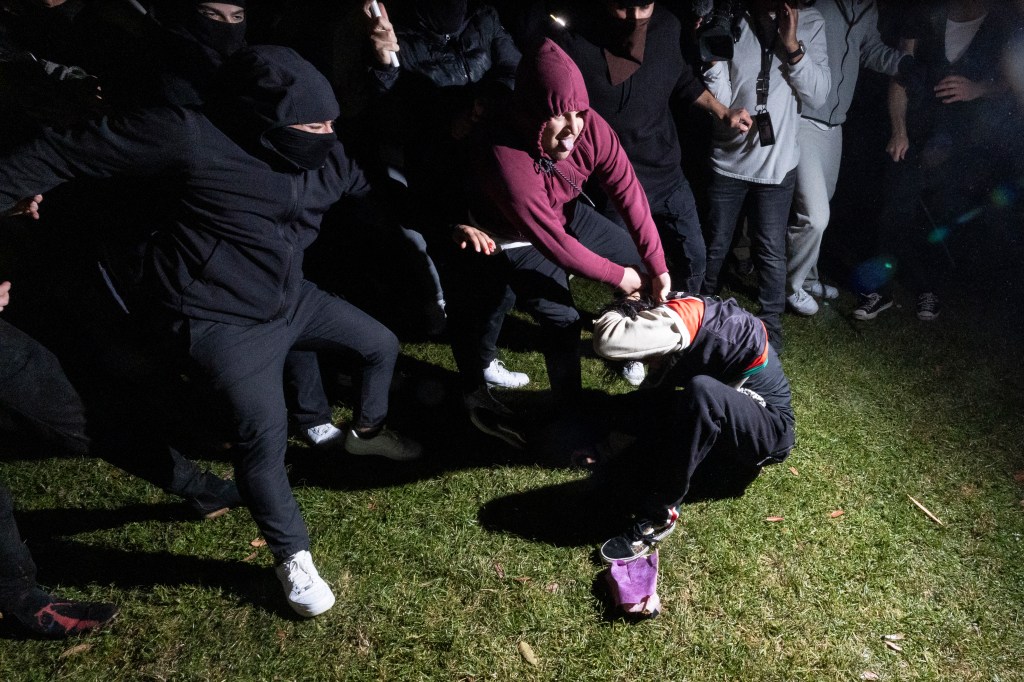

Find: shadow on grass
8;504;297;626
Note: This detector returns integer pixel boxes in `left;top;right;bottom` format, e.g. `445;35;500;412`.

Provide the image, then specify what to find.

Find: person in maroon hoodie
449;38;670;434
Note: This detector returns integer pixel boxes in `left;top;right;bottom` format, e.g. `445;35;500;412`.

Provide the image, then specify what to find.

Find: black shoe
468;407;527;449
186;471;242;520
916;292;940;321
852;293;893;321
599;508;679;563
14;592;118;637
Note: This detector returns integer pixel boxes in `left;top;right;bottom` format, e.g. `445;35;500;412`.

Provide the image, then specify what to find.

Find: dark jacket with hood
0;45;370;325
468;38;666;288
369;0;520;95
552;2;707;198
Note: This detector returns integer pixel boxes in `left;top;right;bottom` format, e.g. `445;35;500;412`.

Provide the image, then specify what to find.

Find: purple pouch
605;551;661;617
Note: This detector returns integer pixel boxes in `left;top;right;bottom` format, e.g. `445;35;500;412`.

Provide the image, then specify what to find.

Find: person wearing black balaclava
151;0;249;106
0;46;424;619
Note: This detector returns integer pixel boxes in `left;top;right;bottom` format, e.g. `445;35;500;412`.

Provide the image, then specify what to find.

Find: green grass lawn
1;278;1022;681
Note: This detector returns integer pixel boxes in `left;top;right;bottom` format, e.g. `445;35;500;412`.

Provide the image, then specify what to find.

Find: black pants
448;203;646;401
172;281;399;561
634;364;794;513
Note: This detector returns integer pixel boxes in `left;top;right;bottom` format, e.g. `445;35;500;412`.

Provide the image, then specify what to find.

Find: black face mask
417;0;467;35
265;127;337;171
187;14;247;58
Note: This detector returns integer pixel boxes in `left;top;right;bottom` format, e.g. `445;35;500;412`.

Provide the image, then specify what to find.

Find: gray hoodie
801;0;904;127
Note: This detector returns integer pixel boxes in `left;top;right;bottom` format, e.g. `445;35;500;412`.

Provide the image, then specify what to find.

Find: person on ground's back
591;291;794;563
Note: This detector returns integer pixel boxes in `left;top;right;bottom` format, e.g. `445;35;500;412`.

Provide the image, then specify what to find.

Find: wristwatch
786;41;805;65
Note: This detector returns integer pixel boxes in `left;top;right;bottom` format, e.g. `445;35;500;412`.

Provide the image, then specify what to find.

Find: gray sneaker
345;428;422;461
787;289;819;316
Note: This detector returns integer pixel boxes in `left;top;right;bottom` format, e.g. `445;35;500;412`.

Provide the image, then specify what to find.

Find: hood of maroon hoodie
511;39;590;158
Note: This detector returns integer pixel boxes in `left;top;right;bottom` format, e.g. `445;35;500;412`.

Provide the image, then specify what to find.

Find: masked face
265;121;337;171
188;2;247;57
417;0;468;35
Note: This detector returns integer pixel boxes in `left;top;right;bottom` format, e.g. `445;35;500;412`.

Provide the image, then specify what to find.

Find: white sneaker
275;550;335;618
787;289;819;316
304;423;344;448
345;428;423;461
483;359;530;389
803;281;839;300
622;361;646;387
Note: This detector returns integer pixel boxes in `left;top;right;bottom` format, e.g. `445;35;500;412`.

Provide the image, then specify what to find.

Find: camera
693;0;816;63
693;0;741;63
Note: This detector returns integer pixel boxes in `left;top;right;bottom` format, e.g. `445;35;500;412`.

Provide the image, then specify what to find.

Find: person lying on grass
591;291;796;563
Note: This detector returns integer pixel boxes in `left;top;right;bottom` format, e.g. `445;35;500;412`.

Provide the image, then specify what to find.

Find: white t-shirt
946;14;987;63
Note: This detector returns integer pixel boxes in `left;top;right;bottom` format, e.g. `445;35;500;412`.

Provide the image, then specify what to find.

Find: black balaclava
416;0;468;35
187;1;248;58
264;127;337;171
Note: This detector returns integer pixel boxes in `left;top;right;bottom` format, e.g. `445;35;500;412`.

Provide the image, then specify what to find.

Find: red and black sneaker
22;599;119;637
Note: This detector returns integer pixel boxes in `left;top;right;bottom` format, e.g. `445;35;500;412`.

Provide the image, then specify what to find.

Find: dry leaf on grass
860;672;880;681
518;640;539;666
512;576;531;584
830;509;845;518
242;551;259;562
1013;470;1024;483
545;582;559;593
788;466;799;476
493;562;505;579
885;641;903;652
58;643;91;660
765;516;784;522
250;538;267;548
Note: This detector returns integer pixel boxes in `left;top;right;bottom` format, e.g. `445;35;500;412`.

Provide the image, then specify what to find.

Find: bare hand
649;271;671;303
934;75;987;104
886;132;909;162
2;194;43;220
617;266;643;296
0;281;10;312
452;224;496;254
724;107;753;135
777;1;800;54
363;0;400;66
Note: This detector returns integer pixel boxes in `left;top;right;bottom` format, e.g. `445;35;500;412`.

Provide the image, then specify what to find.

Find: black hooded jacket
0;46;371;325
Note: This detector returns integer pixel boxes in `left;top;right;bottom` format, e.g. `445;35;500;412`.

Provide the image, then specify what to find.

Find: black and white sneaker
916;292;940;321
599;507;679;563
852;293;893;321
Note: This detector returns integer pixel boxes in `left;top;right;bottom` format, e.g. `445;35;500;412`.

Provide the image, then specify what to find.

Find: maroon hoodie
469;39;667;288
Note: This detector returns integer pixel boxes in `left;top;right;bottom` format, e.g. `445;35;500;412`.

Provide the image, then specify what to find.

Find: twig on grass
908;495;945;526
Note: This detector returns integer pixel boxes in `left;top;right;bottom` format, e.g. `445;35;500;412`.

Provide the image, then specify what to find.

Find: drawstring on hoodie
534;157;597;208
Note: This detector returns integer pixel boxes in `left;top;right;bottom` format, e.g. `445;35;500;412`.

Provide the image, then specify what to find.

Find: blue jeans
703;170;796;346
608;180;706;294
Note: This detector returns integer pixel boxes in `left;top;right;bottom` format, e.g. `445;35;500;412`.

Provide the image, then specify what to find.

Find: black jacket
553;3;706;197
0;46;371;325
